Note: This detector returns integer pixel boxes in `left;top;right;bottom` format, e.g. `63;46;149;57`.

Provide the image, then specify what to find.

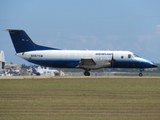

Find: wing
78;58;96;66
77;58;111;70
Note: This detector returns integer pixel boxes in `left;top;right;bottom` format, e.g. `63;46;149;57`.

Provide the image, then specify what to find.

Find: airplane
6;29;157;76
32;67;41;76
32;66;64;76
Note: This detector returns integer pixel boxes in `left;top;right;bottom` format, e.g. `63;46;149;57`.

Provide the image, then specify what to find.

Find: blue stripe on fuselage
112;60;152;68
27;59;80;68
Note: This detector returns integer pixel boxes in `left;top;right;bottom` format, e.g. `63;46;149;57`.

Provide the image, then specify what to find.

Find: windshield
133;54;140;57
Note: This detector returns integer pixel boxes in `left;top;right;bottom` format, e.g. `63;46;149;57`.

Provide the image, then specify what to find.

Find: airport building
0;51;5;69
5;62;21;72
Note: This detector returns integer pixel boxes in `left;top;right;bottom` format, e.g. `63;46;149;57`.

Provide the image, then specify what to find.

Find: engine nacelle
78;58;112;70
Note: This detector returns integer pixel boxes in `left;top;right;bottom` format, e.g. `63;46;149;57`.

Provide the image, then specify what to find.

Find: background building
0;51;5;69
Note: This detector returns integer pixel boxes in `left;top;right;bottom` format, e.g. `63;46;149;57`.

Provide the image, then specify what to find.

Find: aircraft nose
152;64;157;68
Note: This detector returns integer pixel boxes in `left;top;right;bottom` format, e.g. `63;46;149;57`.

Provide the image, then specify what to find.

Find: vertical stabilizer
6;29;60;53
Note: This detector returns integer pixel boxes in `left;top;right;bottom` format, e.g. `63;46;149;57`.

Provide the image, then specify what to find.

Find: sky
0;0;160;64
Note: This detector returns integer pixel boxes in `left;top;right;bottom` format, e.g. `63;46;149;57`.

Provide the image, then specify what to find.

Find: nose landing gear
139;72;143;77
139;69;144;77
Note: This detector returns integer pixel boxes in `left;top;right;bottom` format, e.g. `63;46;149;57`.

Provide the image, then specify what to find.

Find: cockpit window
128;54;131;58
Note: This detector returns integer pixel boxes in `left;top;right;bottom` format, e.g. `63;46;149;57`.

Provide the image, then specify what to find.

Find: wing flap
79;58;96;66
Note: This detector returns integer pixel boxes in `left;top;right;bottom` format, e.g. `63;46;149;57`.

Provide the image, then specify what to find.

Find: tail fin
6;29;60;53
32;67;40;76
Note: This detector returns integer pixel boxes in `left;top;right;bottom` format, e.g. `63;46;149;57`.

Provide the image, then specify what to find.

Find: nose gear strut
139;69;144;77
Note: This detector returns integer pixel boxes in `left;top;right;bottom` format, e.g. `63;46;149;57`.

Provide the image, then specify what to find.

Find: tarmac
0;76;160;79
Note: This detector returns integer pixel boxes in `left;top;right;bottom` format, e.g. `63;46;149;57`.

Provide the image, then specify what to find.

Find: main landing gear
139;69;144;77
84;70;90;76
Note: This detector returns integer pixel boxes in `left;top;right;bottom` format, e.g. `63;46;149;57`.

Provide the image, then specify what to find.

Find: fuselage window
121;56;124;59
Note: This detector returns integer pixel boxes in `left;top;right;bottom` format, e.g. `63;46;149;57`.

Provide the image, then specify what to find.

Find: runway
0;75;160;79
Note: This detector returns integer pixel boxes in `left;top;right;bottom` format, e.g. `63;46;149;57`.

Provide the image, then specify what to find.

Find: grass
0;77;160;120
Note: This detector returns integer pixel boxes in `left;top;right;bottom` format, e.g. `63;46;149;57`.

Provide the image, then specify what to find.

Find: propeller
111;53;116;68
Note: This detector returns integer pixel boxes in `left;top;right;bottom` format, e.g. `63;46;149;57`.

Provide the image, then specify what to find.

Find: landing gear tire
84;71;90;76
139;73;143;77
139;69;144;77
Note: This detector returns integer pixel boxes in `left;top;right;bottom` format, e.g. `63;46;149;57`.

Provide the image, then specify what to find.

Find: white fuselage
16;50;154;69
